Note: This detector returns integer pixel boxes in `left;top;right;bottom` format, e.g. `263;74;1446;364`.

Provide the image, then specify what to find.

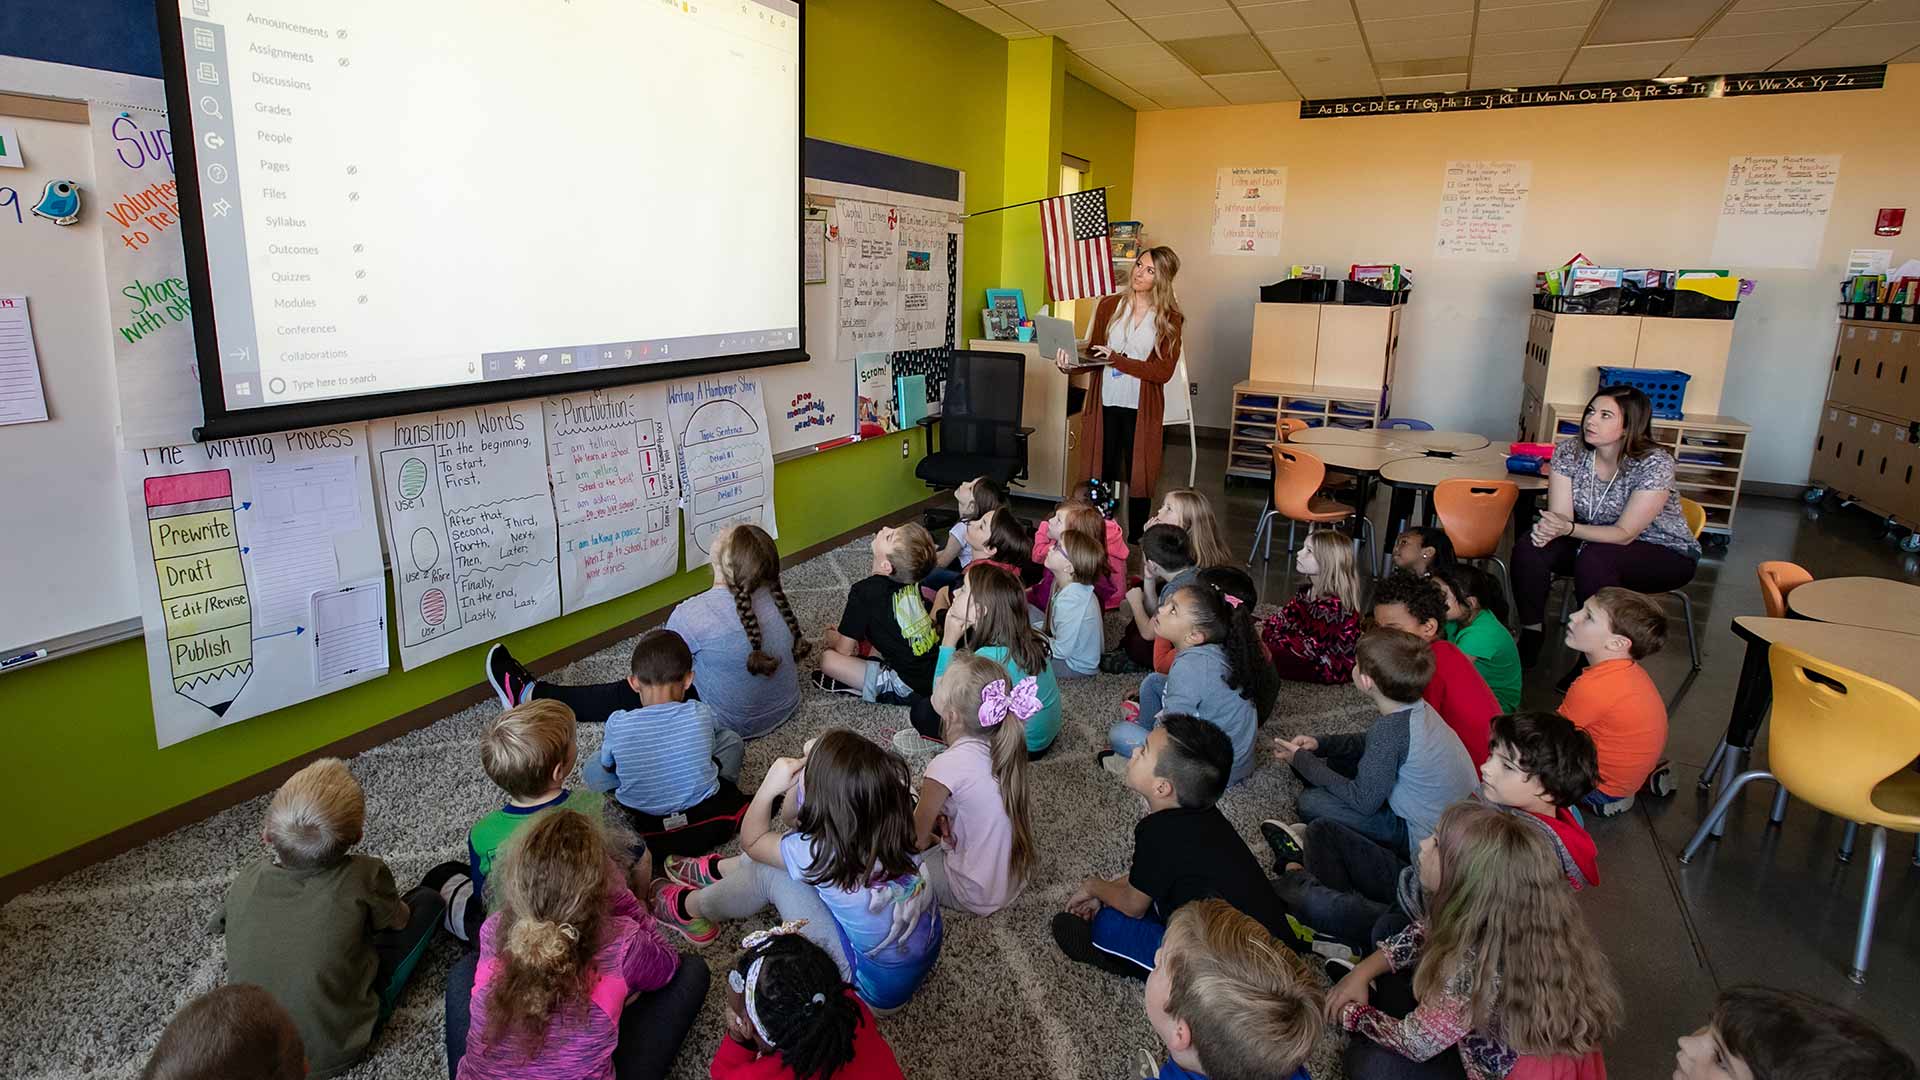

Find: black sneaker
1517;627;1545;669
811;670;860;696
1260;820;1308;870
485;644;533;709
1050;912;1147;980
1100;648;1147;675
1324;955;1357;983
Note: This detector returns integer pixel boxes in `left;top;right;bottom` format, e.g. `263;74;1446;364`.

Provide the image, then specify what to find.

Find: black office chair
914;348;1031;491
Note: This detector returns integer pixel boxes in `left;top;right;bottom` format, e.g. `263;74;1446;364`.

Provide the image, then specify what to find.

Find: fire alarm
1877;208;1905;236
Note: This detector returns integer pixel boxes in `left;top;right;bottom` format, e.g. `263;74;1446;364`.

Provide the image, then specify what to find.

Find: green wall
1064;75;1139;222
1;0;1134;883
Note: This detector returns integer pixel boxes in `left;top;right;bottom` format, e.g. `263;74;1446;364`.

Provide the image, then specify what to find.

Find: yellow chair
1555;495;1707;670
1679;644;1920;983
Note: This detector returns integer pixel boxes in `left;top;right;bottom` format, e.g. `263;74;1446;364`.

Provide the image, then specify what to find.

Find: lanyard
1583;450;1621;522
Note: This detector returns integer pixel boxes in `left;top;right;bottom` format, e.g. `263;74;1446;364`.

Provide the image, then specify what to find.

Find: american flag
1040;188;1116;302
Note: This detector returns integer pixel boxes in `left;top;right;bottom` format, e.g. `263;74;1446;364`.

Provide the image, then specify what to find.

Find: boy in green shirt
1436;565;1523;712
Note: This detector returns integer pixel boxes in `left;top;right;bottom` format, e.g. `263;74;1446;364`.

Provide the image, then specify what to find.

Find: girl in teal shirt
1436;565;1523;713
900;562;1060;758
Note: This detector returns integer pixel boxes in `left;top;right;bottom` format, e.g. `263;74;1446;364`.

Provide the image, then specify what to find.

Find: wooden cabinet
1227;380;1389;481
1830;321;1920;419
1248;302;1400;391
1249;303;1320;383
1520;311;1733;441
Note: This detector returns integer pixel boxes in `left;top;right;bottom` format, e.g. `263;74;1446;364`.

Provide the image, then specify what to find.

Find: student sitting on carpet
1032;487;1129;609
899;561;1061;759
1561;587;1670;818
1142;899;1322;1080
1106;523;1198;673
1674;986;1918;1080
1388;525;1456;578
219;758;444;1080
814;523;940;705
1261;527;1364;687
927;474;1005;592
140;985;307;1080
711;924;906;1080
1371;570;1498;768
1434;565;1522;714
1044;529;1107;679
1105;583;1265;787
581;628;749;857
1053;714;1299;981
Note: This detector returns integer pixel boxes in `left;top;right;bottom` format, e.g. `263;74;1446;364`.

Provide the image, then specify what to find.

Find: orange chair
1433;478;1519;616
1276;417;1309;443
1758;560;1813;618
1248;445;1374;577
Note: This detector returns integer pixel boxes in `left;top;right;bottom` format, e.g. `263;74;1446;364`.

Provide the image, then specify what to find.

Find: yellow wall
1064;74;1137;222
1130;65;1920;484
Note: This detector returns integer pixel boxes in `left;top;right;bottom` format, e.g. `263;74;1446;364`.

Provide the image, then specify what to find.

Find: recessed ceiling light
1653;76;1688;84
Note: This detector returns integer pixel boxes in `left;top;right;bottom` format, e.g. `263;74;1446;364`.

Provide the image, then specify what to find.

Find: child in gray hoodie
1105;582;1266;786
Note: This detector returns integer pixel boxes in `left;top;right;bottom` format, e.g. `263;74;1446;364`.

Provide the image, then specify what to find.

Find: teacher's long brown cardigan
1074;291;1184;497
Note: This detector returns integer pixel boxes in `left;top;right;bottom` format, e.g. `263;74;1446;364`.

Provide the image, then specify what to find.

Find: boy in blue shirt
1144;898;1321;1080
582;628;747;856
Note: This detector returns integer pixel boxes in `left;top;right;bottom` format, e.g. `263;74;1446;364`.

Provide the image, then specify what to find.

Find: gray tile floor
1069;439;1920;1073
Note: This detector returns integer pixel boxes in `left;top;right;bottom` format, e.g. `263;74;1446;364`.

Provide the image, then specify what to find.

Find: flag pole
960;185;1116;219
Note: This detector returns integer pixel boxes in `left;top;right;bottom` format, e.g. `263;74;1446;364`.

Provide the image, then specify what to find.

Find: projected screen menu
173;0;800;411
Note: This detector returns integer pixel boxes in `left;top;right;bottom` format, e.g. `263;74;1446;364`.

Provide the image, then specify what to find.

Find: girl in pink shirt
1032;484;1129;609
911;652;1039;915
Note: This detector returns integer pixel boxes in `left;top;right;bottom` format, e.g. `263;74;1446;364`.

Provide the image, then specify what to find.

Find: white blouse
1100;302;1158;410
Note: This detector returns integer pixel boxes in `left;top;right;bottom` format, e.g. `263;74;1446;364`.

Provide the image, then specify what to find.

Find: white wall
1129;64;1920;485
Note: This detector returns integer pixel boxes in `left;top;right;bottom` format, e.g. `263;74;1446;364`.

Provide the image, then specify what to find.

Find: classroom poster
836;199;900;358
542;386;681;614
670;372;778;569
896;207;950;350
1433;160;1531;260
370;401;561;670
1711;154;1841;270
123;423;387;748
88;84;206;447
1211;167;1286;256
855;351;897;437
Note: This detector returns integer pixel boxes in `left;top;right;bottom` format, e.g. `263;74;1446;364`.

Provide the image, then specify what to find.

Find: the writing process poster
89;86;206;446
371;402;561;670
543;386;680;614
124;424;386;748
1211;167;1285;256
670;373;778;570
836;200;900;359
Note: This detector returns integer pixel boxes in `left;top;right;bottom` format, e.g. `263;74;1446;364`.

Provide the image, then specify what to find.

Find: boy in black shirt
813;522;940;705
1053;713;1302;980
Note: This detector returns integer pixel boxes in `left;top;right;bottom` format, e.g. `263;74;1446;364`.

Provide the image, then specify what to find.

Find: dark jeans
533;680;699;723
1292;746;1410;856
610;781;751;858
444;948;710;1080
1272;819;1409;949
1343;970;1469;1079
1511;534;1697;627
1099;404;1152;540
374;885;446;1020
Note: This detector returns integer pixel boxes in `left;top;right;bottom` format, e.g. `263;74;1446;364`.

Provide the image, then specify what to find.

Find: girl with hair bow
909;651;1041;916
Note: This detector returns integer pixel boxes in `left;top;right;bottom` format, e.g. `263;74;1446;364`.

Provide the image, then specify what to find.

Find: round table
1786;577;1920;636
1289;427;1491;454
1378;450;1547;492
1278;441;1418;474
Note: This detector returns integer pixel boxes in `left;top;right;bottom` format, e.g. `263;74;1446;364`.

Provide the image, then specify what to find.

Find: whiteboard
0;68;142;656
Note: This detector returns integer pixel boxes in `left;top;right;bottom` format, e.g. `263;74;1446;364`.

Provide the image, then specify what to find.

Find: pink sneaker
663;853;725;889
649;883;718;945
1120;699;1140;725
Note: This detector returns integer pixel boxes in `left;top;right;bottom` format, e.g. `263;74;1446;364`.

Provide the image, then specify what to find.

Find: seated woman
1511;384;1700;671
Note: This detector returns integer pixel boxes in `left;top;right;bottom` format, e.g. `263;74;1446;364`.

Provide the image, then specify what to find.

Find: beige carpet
0;537;1382;1080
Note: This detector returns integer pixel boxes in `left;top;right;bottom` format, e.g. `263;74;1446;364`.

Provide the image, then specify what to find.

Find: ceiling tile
1204;70;1305;101
1055;20;1153;47
1566;57;1684;78
955;7;1043;36
1073;40;1184;65
1356;0;1472;18
1268;42;1374;67
1131;71;1217;91
1377;55;1472;76
1777;20;1920;63
1681;30;1816;57
1570;38;1691;61
1469;46;1578;67
998;0;1126;30
1136;80;1232;106
1256;22;1364;49
931;0;982;8
1364;11;1474;41
1468;65;1570;87
1135;7;1250;38
1586;0;1726;44
1664;48;1797;73
1109;0;1231;15
1166;33;1280;71
1898;43;1920;58
1233;0;1357;32
1728;0;1855;10
1380;73;1470;91
1475;26;1589;54
1840;0;1920;25
1292;75;1384;96
1372;35;1473;61
1067;54;1145;96
1476;0;1603;35
1120;93;1163;109
1707;5;1859;36
1479;0;1601;6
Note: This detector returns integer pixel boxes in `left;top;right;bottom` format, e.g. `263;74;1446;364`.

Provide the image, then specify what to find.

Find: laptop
1032;313;1109;368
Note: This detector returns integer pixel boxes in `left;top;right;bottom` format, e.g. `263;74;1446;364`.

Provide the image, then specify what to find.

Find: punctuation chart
123;424;386;748
371;402;561;670
669;374;779;570
542;386;681;614
1433;160;1532;261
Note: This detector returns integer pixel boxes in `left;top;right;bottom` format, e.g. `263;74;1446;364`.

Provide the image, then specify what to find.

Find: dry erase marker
0;648;48;671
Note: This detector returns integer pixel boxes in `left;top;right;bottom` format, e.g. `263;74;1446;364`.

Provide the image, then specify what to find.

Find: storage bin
1260;278;1341;304
1598;365;1691;419
1645;289;1739;319
1341;282;1410;306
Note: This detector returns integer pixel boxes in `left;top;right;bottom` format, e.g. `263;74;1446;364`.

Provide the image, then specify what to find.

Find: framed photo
982;288;1027;341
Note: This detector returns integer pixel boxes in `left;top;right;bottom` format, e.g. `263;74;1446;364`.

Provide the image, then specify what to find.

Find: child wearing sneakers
1106;584;1264;787
816;523;941;704
1108;523;1199;673
1270;629;1476;864
1143;899;1323;1080
582;628;750;857
1675;986;1918;1080
1371;570;1497;767
1053;714;1299;981
219;759;444;1080
1044;529;1106;678
1561;586;1670;817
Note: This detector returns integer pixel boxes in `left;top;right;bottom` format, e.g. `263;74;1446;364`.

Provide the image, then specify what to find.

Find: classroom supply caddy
1805;318;1920;552
1596;366;1692;420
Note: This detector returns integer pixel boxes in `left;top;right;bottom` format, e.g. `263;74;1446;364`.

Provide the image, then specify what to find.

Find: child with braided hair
444;808;709;1080
484;525;805;740
712;923;905;1079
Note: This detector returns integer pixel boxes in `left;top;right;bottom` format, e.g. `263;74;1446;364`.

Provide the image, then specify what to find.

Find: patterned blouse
1260;590;1360;684
1548;438;1700;558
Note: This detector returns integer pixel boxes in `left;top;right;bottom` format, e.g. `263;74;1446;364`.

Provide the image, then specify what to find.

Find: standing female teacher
1051;246;1185;539
1511;384;1700;668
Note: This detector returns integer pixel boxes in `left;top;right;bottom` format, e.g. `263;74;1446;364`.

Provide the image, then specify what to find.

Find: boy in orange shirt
1560;586;1668;817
